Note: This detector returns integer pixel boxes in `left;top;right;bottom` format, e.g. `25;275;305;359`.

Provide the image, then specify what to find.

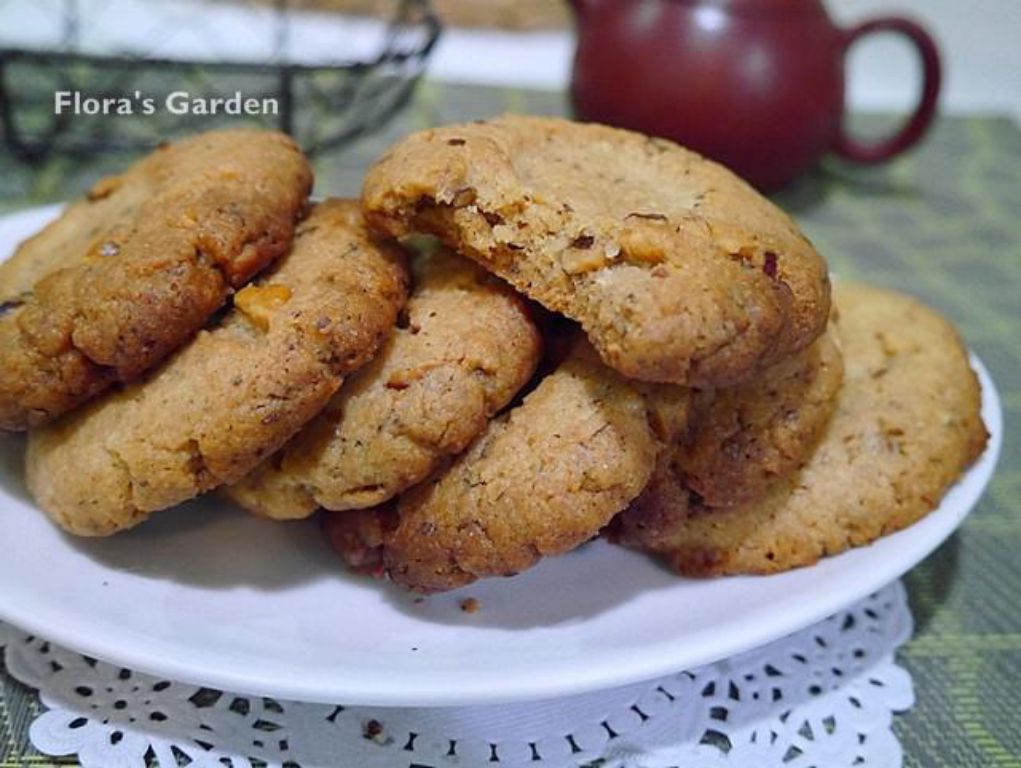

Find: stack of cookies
1;118;988;595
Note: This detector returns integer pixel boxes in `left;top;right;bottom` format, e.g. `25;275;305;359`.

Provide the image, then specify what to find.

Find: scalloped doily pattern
0;581;914;768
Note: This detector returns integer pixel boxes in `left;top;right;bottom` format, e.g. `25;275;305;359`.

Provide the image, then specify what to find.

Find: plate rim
0;204;1004;707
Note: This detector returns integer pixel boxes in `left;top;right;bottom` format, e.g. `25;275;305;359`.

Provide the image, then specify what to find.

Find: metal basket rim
0;0;442;161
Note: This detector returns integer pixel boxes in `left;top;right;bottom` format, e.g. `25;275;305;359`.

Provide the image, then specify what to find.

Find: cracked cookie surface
224;247;541;519
25;200;408;537
611;283;988;576
322;339;690;593
362;114;830;387
0;129;312;430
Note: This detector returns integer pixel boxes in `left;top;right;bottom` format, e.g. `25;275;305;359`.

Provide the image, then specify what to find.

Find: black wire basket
0;0;441;162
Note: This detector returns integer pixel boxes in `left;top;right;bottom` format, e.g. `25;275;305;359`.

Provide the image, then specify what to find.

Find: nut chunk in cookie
0;129;313;431
225;247;542;519
322;340;690;593
26;200;408;537
612;283;988;576
363;114;830;387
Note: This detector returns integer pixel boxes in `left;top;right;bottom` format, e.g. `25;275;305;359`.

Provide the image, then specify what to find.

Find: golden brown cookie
617;321;843;542
679;320;844;508
612;323;843;548
362;114;830;387
224;247;542;519
612;283;988;576
322;339;689;593
25;200;408;537
0;130;313;431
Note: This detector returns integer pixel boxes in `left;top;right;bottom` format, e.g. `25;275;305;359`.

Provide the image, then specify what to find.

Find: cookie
362;114;831;387
0;129;313;430
25;200;408;537
677;319;844;508
321;505;397;576
224;246;542;519
612;283;988;576
322;339;689;593
612;323;843;546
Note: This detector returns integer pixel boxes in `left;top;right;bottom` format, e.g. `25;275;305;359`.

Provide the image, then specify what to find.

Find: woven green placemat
0;82;1018;768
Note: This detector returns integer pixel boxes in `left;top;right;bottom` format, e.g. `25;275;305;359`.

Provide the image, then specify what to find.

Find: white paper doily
0;581;914;768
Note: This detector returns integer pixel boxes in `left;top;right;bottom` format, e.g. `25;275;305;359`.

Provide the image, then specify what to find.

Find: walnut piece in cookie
225;247;542;519
0;129;313;430
25;200;408;537
362;114;831;387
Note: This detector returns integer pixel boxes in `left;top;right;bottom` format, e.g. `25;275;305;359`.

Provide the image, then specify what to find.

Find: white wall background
429;0;1021;119
832;0;1021;116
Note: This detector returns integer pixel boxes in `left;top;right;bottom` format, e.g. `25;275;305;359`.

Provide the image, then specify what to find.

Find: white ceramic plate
0;205;1003;707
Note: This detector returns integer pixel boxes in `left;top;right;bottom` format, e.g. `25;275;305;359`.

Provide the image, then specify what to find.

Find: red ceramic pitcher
569;0;942;190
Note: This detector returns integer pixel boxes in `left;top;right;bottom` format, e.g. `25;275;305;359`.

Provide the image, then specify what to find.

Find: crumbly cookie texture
322;339;689;593
225;248;542;519
26;200;408;537
362;114;830;387
612;283;988;576
0;130;313;431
